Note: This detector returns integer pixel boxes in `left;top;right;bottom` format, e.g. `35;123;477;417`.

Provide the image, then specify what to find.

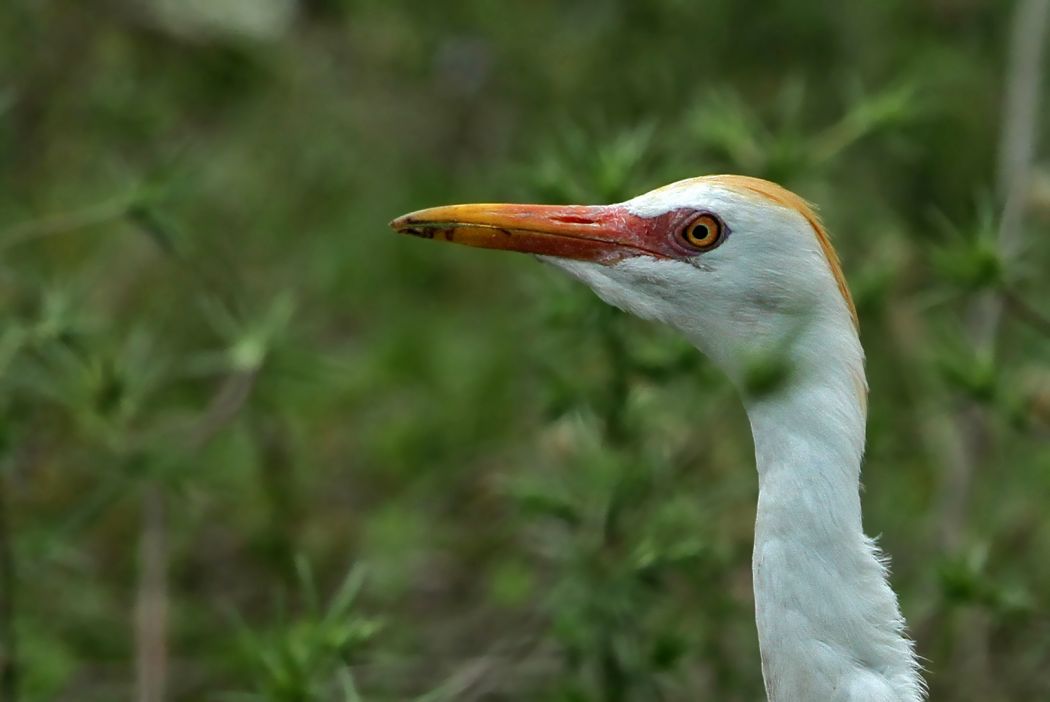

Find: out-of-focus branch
134;370;258;702
967;0;1050;349
939;0;1049;550
932;1;1048;696
1002;288;1050;337
0;194;138;253
135;485;168;702
188;371;259;451
996;0;1050;235
0;465;17;702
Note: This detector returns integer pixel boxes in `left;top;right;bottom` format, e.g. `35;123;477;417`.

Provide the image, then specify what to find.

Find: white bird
392;175;925;701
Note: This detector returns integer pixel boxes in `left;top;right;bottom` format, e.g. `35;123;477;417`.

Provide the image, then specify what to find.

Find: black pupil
693;223;711;240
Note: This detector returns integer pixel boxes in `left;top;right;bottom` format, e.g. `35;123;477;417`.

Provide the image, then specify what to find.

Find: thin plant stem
0;193;139;253
1002;287;1050;337
135;484;168;702
0;465;18;702
935;0;1049;697
938;0;1048;550
132;370;259;702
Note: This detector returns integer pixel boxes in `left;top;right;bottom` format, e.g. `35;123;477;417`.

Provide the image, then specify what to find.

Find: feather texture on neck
744;317;923;702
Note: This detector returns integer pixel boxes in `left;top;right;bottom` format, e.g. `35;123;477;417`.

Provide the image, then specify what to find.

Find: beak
390;202;666;264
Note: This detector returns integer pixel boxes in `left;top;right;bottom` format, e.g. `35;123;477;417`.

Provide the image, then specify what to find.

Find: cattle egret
391;175;925;701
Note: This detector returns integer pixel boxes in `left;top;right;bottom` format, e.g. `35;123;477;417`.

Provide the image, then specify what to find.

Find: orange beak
390;202;670;264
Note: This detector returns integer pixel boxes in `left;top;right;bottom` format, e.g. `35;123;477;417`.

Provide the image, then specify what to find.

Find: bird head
391;175;859;390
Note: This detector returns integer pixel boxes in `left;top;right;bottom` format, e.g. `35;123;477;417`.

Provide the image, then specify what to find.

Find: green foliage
684;80;921;183
233;561;381;702
1;2;1049;701
931;203;1005;292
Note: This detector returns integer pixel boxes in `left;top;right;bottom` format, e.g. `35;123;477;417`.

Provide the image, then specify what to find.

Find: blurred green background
2;1;1049;700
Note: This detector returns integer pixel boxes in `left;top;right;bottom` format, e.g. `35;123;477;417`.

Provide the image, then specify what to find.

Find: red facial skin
390;203;712;264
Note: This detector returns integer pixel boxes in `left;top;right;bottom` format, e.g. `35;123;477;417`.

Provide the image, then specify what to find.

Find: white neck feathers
743;319;923;702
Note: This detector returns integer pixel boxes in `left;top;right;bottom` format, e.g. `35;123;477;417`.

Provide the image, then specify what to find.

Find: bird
391;175;925;701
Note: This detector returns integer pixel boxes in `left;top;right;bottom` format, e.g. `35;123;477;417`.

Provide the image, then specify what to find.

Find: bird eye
681;213;725;251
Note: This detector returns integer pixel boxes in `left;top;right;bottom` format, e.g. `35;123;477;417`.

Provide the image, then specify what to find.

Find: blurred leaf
235;561;381;702
930;203;1004;292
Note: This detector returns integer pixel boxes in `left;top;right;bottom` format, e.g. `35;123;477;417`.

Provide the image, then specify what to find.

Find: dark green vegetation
2;1;1049;700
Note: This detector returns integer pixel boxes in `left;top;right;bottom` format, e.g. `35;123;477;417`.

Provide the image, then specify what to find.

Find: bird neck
741;323;923;701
